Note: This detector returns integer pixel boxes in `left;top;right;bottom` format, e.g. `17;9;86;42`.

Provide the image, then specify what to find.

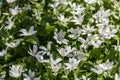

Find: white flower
58;0;68;5
78;34;92;49
82;24;96;35
5;17;14;30
84;0;97;4
82;75;91;80
96;18;109;27
70;5;85;25
39;41;52;55
68;50;83;60
57;45;75;57
19;26;37;36
28;45;39;57
48;3;59;10
35;53;49;63
98;60;114;71
113;41;120;52
71;4;84;15
6;0;16;4
48;0;68;8
0;49;7;56
23;70;40;80
98;26;117;39
115;73;120;80
93;7;110;23
91;60;114;74
89;34;103;48
69;2;77;10
96;19;117;39
53;30;69;44
49;55;62;65
0;2;2;6
58;14;69;23
64;58;80;71
9;65;23;78
6;39;22;48
71;15;84;25
49;55;62;73
48;0;59;9
91;68;104;74
68;26;82;39
9;6;20;16
0;71;6;80
50;63;62;73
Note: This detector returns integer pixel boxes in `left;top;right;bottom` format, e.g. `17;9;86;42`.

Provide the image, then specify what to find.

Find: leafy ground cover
0;0;120;80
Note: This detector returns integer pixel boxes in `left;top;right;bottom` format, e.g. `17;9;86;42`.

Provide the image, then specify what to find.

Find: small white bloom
70;5;85;25
53;30;69;44
28;45;39;57
49;55;62;65
49;0;68;8
96;18;109;27
91;68;104;74
50;63;62;73
9;6;20;16
68;50;83;60
39;41;52;55
78;35;92;49
23;70;40;80
98;26;117;39
19;26;37;36
68;26;82;39
89;34;103;48
0;49;7;56
57;45;75;57
6;39;22;48
71;15;84;25
82;24;96;35
6;0;16;4
71;4;84;15
69;2;77;10
58;0;68;5
113;41;120;52
49;55;62;73
64;58;80;71
93;7;110;23
0;2;2;6
36;53;49;63
84;0;97;4
98;60;114;71
9;65;23;78
82;75;91;80
58;14;69;23
48;0;60;9
91;60;114;74
5;17;14;30
115;73;120;80
0;71;6;80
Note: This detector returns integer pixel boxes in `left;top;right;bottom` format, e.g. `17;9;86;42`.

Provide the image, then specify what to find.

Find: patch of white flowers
0;0;119;79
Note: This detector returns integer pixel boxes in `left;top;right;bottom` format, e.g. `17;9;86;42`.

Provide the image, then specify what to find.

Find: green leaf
26;36;39;44
46;25;55;34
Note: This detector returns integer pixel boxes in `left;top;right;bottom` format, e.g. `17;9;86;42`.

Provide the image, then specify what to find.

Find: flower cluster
0;0;120;80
